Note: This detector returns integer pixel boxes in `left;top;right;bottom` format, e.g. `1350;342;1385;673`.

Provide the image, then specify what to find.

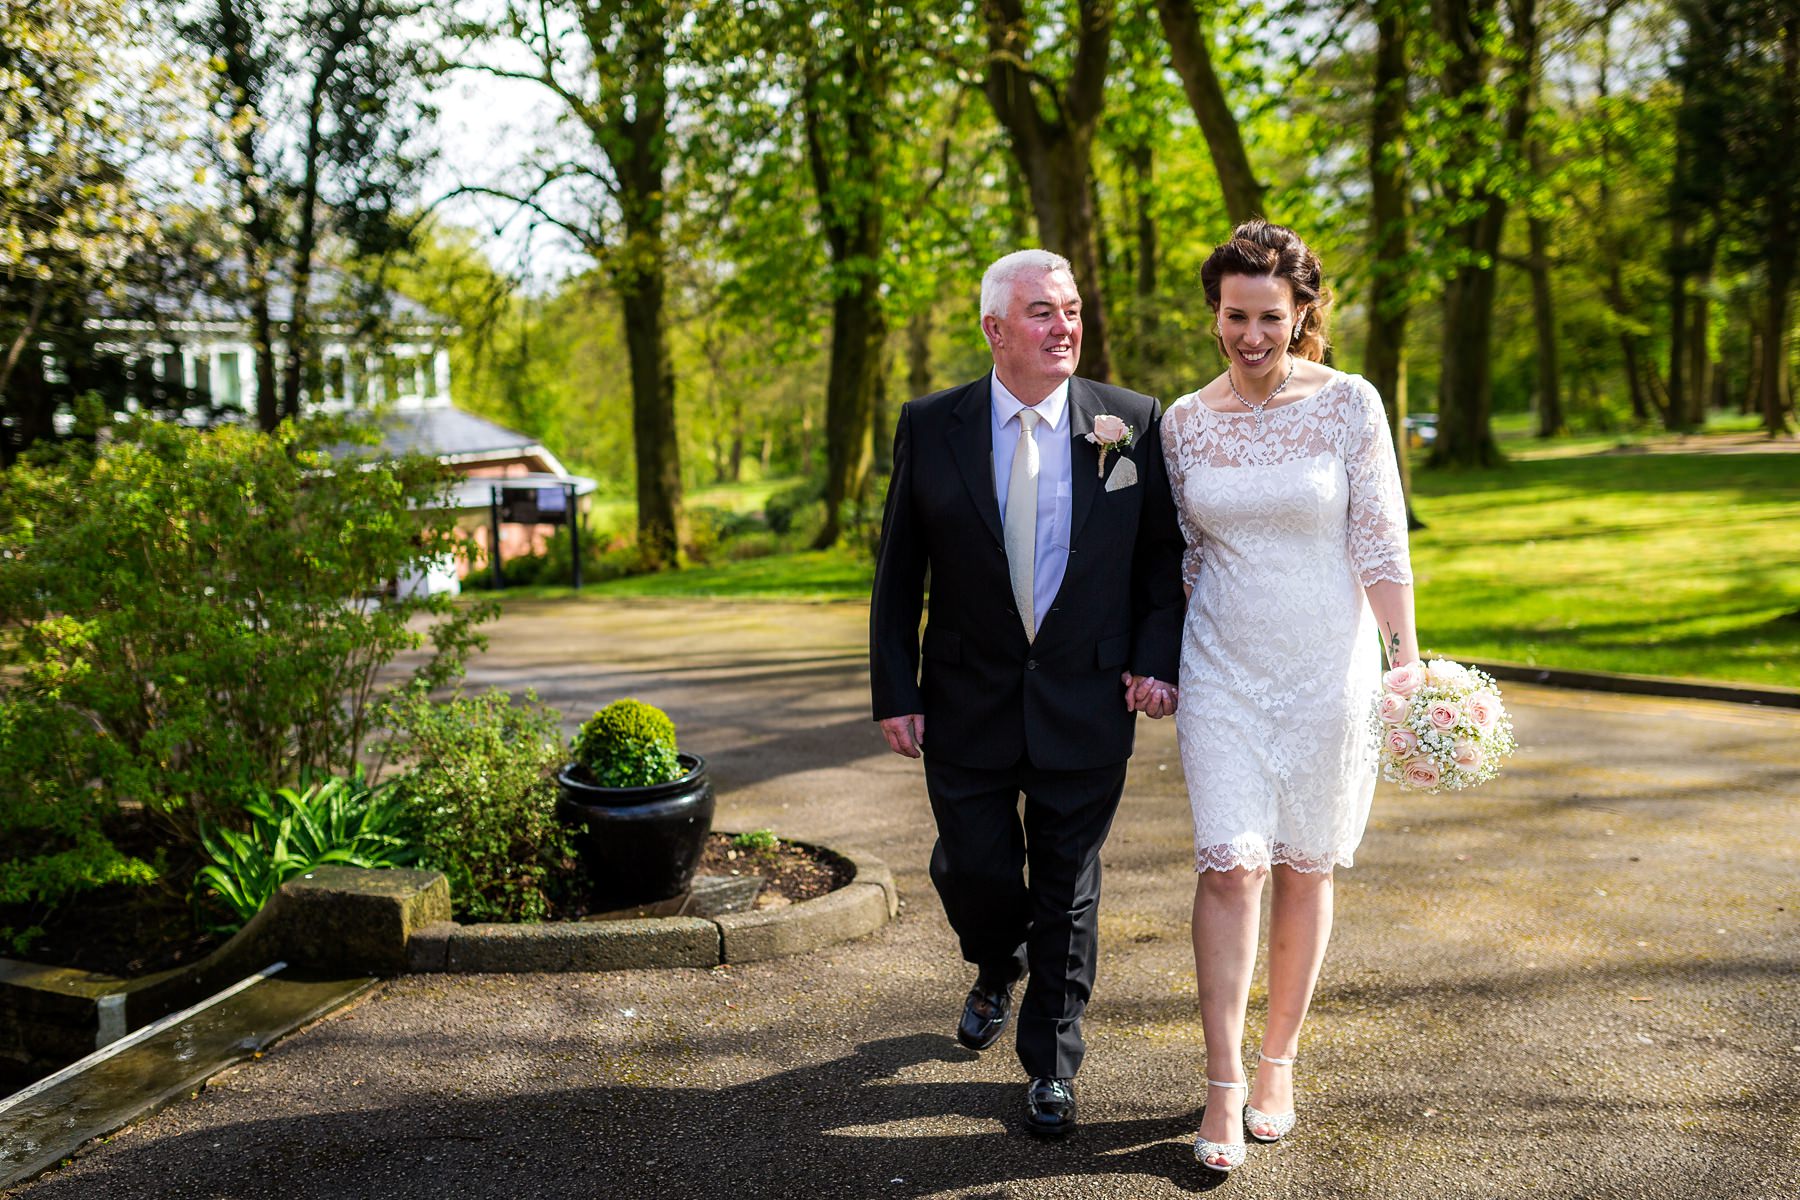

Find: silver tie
1004;407;1041;640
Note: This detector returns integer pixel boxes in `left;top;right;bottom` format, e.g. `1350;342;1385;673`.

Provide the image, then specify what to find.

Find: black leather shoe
955;980;1013;1051
1024;1076;1077;1137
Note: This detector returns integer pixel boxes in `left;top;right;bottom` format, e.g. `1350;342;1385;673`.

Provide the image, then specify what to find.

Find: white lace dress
1161;372;1412;873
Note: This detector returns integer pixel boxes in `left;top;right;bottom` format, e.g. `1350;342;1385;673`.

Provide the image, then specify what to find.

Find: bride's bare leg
1249;864;1334;1134
1192;864;1265;1163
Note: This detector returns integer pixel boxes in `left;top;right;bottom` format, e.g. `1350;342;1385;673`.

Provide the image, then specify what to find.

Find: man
869;250;1185;1137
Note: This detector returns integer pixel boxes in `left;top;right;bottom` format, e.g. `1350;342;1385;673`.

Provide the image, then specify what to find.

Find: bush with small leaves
378;687;574;923
571;699;681;788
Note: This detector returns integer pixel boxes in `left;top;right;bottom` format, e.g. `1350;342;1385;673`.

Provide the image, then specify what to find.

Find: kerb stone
274;867;451;975
715;883;888;964
442;919;720;973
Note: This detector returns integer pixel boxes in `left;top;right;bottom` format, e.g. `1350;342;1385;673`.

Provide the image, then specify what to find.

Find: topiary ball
571;699;681;788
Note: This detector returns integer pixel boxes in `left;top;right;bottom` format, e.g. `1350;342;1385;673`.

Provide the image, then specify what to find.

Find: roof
374;405;547;460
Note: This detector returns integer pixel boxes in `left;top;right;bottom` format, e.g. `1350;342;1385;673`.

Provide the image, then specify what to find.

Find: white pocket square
1104;456;1138;492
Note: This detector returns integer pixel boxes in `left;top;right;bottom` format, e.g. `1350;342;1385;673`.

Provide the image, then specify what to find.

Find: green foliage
731;828;779;855
0;693;161;955
763;478;825;536
0;416;494;847
378;687;573;923
197;772;418;929
571;699;681;789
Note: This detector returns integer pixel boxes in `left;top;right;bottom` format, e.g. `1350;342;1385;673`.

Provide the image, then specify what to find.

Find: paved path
8;598;1797;1199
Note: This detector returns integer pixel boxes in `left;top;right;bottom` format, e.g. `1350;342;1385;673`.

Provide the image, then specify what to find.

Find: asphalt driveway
7;597;1796;1199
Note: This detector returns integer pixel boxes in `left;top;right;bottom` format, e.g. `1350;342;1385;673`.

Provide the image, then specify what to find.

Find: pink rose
1088;414;1129;445
1466;691;1503;732
1383;661;1426;697
1402;758;1442;789
1452;740;1485;771
1427;701;1460;731
1377;692;1411;725
1385;727;1420;757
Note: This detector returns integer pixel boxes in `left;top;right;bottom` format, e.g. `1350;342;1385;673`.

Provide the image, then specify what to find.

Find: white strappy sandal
1194;1078;1248;1173
1244;1049;1298;1143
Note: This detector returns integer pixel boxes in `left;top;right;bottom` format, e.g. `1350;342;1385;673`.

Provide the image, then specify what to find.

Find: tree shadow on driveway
15;1034;1217;1200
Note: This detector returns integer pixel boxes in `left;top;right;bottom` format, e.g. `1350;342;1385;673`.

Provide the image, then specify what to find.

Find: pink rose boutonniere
1085;413;1134;477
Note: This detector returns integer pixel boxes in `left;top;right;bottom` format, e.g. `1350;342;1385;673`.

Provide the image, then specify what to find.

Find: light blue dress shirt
992;374;1073;633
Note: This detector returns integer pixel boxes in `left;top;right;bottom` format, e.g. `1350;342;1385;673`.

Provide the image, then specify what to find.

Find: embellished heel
1244;1049;1298;1143
1194;1079;1248;1173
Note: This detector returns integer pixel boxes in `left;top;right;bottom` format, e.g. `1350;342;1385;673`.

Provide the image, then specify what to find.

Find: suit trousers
923;753;1129;1079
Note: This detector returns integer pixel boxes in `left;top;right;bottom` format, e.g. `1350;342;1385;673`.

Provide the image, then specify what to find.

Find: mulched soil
695;832;853;907
4;828;852;976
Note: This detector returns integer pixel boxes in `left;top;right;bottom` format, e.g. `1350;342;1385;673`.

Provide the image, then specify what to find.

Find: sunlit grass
506;547;871;603
1407;451;1799;687
523;447;1799;688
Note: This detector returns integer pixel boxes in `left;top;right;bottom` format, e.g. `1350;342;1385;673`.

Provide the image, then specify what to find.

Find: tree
459;1;688;566
1423;0;1540;467
796;2;900;548
0;0;166;461
982;0;1118;381
181;0;435;432
1675;0;1800;437
1365;0;1421;511
1153;0;1265;223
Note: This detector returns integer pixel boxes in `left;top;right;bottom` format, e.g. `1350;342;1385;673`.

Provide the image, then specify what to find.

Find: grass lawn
1406;448;1799;688
527;435;1799;688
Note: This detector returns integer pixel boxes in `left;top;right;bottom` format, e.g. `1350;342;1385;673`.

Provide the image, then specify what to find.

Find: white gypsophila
1369;659;1518;794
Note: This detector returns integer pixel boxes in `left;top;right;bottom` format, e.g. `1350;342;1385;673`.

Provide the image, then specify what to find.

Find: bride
1159;220;1418;1173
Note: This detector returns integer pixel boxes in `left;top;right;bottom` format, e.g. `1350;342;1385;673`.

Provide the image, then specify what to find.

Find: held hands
880;713;925;758
1123;672;1178;719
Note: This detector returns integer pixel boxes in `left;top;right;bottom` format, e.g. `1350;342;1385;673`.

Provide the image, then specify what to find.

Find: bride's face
1216;274;1303;381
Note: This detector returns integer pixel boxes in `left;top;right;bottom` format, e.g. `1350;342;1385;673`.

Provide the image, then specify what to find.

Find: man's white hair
980;249;1075;323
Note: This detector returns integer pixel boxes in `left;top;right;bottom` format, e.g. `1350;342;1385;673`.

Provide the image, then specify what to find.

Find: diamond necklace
1227;356;1296;433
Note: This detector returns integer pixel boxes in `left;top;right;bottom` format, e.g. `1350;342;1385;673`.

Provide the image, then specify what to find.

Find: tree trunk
0;279;50;447
1366;0;1419;523
620;251;683;566
595;4;683;567
1687;274;1713;426
1526;110;1563;439
283;19;356;420
983;0;1115;382
1666;219;1691;429
907;308;932;399
873;337;893;476
1427;0;1533;469
1127;140;1161;380
802;34;889;550
1761;266;1797;437
1154;0;1264;223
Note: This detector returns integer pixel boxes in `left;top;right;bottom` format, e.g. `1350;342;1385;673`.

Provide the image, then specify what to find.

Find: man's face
984;268;1082;401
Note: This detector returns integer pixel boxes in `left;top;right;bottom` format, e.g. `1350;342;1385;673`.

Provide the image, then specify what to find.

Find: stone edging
1467;658;1800;710
404;846;898;973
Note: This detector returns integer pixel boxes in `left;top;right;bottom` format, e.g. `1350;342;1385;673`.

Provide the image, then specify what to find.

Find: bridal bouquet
1371;658;1517;793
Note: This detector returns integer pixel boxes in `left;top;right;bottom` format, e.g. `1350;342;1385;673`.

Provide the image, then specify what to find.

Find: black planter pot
556;754;715;908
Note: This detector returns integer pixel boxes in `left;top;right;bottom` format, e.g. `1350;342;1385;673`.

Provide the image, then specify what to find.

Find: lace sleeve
1343;378;1413;587
1160;398;1206;591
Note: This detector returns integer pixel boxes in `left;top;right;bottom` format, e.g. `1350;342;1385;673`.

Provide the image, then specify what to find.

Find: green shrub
0;415;494;850
571;699;681;788
0;697;160;954
378;688;573;923
763;479;823;536
197;771;418;930
500;523;651;587
731;828;779;856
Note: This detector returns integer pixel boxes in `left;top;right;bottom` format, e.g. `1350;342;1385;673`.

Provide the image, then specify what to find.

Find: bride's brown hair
1199;219;1334;363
